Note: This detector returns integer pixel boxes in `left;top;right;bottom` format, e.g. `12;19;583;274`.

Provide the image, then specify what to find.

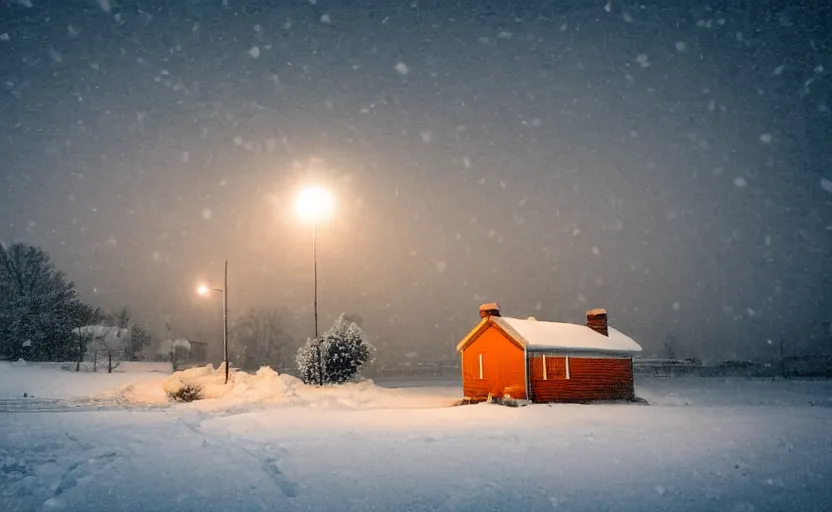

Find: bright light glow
197;284;209;296
296;186;335;223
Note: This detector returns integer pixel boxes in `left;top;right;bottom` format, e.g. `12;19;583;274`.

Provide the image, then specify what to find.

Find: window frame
541;354;571;380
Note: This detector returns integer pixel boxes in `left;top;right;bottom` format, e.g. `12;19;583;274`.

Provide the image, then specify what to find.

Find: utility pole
223;260;229;384
313;224;323;386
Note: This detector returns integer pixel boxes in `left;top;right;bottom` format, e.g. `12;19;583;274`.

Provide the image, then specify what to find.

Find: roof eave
527;345;642;355
455;317;490;353
456;317;528;353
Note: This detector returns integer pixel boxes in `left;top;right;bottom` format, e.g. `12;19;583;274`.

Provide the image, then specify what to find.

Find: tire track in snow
173;411;300;499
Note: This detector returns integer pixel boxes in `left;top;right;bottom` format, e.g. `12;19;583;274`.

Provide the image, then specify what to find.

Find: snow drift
111;364;459;411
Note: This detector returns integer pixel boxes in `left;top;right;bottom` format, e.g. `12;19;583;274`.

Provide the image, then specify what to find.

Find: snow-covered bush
296;314;375;385
166;381;203;402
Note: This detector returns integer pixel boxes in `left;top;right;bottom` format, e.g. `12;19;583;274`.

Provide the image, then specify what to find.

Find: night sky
1;0;830;363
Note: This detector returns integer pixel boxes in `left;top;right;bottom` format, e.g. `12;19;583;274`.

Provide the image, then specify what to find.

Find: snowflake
394;62;409;75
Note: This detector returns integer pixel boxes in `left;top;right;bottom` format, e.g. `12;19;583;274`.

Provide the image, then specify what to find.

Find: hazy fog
1;0;830;364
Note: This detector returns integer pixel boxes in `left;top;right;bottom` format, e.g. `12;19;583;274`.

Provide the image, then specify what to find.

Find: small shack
456;304;642;403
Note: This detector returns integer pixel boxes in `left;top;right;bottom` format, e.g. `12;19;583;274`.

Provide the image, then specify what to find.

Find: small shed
456;304;642;403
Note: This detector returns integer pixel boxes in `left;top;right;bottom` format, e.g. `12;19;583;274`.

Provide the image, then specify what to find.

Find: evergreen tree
296;337;324;385
0;243;88;361
295;313;375;385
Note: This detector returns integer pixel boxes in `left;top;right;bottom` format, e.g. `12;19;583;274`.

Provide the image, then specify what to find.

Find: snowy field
1;363;831;512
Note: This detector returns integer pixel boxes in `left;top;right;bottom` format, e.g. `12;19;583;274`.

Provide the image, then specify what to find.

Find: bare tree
230;308;294;371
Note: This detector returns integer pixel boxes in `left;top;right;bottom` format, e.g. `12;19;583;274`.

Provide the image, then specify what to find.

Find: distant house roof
457;316;642;355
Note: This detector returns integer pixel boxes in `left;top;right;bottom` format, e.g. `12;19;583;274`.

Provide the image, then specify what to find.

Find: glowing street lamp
196;261;229;384
296;186;335;386
296;185;335;225
295;186;334;340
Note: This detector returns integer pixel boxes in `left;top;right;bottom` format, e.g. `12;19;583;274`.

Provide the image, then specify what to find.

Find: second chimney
479;303;501;318
586;308;608;336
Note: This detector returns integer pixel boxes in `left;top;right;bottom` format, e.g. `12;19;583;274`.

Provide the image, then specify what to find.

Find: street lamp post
197;260;229;384
312;223;321;386
313;223;319;340
296;186;334;386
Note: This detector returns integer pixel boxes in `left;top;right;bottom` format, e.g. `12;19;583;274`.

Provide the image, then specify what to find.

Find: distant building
456;304;642;403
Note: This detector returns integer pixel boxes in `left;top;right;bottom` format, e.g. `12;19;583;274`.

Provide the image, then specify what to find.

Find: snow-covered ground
1;363;831;511
0;361;171;400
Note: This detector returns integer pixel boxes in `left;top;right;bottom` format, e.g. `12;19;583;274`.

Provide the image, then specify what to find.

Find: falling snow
394;62;409;75
0;0;829;438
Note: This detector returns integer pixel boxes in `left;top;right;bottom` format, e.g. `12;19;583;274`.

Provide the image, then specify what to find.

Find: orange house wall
461;325;526;400
528;354;634;402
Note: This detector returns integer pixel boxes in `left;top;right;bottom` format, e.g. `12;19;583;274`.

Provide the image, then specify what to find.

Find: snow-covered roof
456;316;642;354
496;316;642;354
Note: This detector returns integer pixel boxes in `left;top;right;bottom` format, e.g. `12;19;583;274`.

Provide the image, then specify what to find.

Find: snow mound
112;364;457;412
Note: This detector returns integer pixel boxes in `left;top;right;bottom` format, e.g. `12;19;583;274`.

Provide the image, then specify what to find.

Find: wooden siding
461;324;526;400
529;355;634;402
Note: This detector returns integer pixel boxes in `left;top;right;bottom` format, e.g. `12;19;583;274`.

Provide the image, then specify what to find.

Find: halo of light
296;186;335;223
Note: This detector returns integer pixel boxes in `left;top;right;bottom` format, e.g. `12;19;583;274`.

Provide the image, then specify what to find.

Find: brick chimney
479;303;501;318
586;308;608;336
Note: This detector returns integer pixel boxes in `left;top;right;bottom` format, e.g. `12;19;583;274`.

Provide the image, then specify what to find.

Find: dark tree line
0;243;152;363
0;243;91;361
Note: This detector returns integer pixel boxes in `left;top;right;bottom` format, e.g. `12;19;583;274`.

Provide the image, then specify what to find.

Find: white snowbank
113;364;460;411
5;361;832;412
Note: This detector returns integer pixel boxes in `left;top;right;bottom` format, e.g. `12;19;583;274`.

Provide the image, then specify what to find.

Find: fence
634;356;832;379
